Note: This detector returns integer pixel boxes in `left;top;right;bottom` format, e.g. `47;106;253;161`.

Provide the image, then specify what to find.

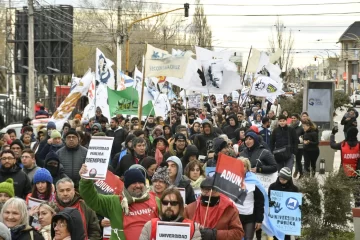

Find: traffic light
184;3;189;17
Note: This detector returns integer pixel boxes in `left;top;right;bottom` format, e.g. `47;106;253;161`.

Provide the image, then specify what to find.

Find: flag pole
203;189;212;227
184;89;190;126
138;45;147;123
238;46;252;107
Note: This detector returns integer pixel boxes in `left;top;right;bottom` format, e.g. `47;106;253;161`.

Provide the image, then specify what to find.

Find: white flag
96;48;115;90
250;76;284;97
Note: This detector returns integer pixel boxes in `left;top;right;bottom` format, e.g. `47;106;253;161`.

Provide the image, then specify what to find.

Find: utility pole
116;0;122;84
28;0;35;119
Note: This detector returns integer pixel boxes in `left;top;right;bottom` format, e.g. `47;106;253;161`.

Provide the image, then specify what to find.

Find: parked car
0;118;60;137
350;90;360;107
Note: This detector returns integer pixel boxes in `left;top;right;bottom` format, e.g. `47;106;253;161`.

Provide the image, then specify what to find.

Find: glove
332;126;338;135
269;200;276;207
200;228;217;240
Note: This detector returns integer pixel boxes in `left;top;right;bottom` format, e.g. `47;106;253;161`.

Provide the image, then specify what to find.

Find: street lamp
125;3;190;75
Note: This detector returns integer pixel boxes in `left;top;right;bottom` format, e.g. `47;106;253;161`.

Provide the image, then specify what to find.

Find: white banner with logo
307;89;331;122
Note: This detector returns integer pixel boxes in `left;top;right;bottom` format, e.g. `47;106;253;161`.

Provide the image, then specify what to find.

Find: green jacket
79;179;160;240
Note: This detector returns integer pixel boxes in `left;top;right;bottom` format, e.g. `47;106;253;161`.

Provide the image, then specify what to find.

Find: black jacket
341;112;358;133
239;145;277;174
268;177;299;194
44;151;68;186
0;164;31;198
178;176;196;205
35;136;50;167
271;125;298;154
222;115;239;139
303;129;319;151
106;127;127;160
36;142;64;167
194;128;218;156
115;151;146;177
10;225;44;240
52;207;86;240
181;145;199;169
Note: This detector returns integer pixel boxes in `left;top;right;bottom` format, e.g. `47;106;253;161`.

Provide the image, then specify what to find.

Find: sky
10;0;360;68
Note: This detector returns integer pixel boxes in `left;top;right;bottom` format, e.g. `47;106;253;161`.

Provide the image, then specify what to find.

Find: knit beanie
64;128;79;139
279;167;292;181
346;127;358;141
249;125;259;134
0;222;10;240
33;168;53;184
245;132;259;145
124;168;146;189
92;123;102;132
51;130;62;139
45;151;60;162
152;166;170;186
0;178;15;198
10;139;24;150
47;121;56;129
174;133;186;142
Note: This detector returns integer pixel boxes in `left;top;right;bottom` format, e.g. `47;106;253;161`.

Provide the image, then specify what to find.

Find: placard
255;172;278;192
81;136;114;180
187;95;202;109
28;197;45;229
178;188;186;204
102;218;111;238
269;191;303;236
156;221;191;240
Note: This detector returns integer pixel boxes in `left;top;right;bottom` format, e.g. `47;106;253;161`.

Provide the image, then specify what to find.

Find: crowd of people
0;95;358;240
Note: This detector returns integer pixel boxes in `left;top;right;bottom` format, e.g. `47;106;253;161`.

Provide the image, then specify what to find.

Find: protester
26;168;55;202
184;160;206;198
163;125;172;140
79;166;160;240
259;117;271;147
1;197;44;239
36;130;64;167
10;139;25;164
35;122;57;165
290;114;304;179
302;119;319;177
55;178;101;240
181;145;200;170
106;117;127;160
341;108;358;138
21;149;40;183
0;149;31;198
111;133;135;170
194;119;219;156
223;115;239;139
268;110;277;131
94;107;108;123
163;133;188;160
21;133;35;150
36;202;59;240
151;166;171;198
51;207;86;240
0;178;15;207
153;136;169;165
140;157;157;185
44;151;67;186
166;156;196;204
139;187;202;240
184;177;245;240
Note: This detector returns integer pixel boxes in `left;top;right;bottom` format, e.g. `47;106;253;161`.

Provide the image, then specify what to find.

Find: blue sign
269;190;302;236
205;167;216;177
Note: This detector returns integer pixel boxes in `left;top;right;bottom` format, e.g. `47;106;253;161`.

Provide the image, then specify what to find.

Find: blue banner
269;191;302;236
205;167;215;177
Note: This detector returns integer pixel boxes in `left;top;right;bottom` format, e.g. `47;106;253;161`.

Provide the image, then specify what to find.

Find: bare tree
269;18;294;83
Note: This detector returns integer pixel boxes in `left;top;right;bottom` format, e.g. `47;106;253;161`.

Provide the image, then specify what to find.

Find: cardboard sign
81;136;114;180
102;218;111;238
178;188;186;204
28;197;45;229
156;221;191;240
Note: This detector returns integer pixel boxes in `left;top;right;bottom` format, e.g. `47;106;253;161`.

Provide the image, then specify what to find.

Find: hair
31;181;53;200
0;149;15;158
133;130;145;137
1;198;29;227
301;111;309;117
184;160;205;179
22;149;35;159
55;177;74;190
160;187;185;217
99;117;108;124
6;129;16;136
39;201;60;215
290;113;300;120
301;119;317;131
111;117;119;124
22;126;34;133
238;157;251;172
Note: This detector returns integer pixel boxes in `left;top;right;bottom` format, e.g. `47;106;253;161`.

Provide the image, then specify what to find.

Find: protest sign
186;94;202;109
28;197;45;229
156;221;191;240
255;172;278;192
205;167;216;177
213;153;246;204
103;218;111;238
269;191;303;236
178;188;186;204
81;136;114;180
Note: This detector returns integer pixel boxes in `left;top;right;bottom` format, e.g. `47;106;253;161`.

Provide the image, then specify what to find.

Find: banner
145;44;192;79
108;87;155;116
134;66;143;92
96;48;115;89
307;89;331;122
255;172;278;192
205;167;216;177
81;136;114;180
117;71;134;90
154;93;171;118
156;222;191;240
213;153;246;204
269;191;303;236
185;94;202;109
250;76;284;98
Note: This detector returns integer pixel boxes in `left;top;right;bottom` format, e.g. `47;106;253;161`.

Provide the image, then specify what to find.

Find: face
23;134;31;143
229;119;235;126
38;206;53;227
156;140;165;149
153;180;167;194
161;193;180;219
175;139;186;150
245;136;254;148
301;114;308;122
291;116;298;124
92;126;100;134
9;133;16;141
63;127;69;134
256;115;262;121
349;110;355;117
89;120;94;127
203;125;211;134
189;165;201;181
278;119;287;127
237;114;244;121
201;188;220;197
164;128;171;134
3;205;22;228
96;109;101;117
239;130;245;139
133;142;146;155
147;164;157;177
168;161;178;179
171;118;176;124
279;177;288;184
57;182;75;203
53;219;70;240
268;111;274;118
303;124;310;132
283;111;288;117
189;155;197;162
36;182;48;194
158;117;164;123
21;152;35;168
0;153;16;169
52;137;62;145
0;193;10;203
127;182;145;198
10;144;22;158
39;133;46;141
193;123;200;133
65;134;79;148
148;117;154;123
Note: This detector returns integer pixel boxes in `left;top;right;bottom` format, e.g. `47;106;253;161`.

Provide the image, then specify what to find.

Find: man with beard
10;139;24;165
139;187;202;240
56;177;101;240
163;133;188;160
106;117;127;160
0;150;31;199
79;167;160;240
194;119;219;156
184;177;244;240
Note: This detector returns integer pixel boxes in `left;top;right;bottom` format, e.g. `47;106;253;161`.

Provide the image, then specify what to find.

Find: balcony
341;49;360;61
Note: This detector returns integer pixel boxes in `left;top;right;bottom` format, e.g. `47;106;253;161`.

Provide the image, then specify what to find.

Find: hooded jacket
44;151;67;186
55;193;101;240
271;124;298;155
35;140;65;168
106;126;127;160
166;156;196;204
10;225;44;240
341;110;358;133
223;115;240;139
0;164;31;198
268;177;299;194
111;134;135;170
194;120;218;156
162;138;187;162
51;207;86;240
239;144;277;174
182;145;199;169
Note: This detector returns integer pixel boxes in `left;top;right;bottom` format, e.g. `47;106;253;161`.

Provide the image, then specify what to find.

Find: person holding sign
79;166;160;240
184;177;245;240
139;187;202;240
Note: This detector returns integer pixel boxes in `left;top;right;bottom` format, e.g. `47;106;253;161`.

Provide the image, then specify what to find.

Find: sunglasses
161;200;179;206
92;128;99;131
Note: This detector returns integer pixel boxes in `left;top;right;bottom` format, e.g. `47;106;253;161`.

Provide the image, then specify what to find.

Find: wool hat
245;131;259;145
124;168;146;189
51;130;62;139
0;178;15;198
152;166;170;185
92;123;102;132
212;137;228;154
47;121;56;130
153;136;169;147
33;168;53;184
45;151;60;163
10;139;24;150
64;128;79;139
249;125;259;134
200;177;215;189
174;133;186;142
279;167;292;181
0;222;11;240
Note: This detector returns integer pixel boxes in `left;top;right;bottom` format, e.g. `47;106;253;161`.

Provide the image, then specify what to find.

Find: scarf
121;188;150;215
11;225;27;239
40;225;52;240
37;192;56;202
155;147;168;166
190;176;205;189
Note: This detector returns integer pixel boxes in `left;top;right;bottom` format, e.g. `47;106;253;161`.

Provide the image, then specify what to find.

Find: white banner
255;172;278;192
154;94;171;118
186;95;202;109
156;221;191;240
81;136;114;180
96;48;115;90
250;76;284;97
307;89;332;122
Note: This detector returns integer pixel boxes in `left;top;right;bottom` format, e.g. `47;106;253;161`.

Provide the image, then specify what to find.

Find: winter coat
303;129;319;151
114;151;147;177
51;207;86;240
56;193;101;240
268;177;299;194
10;225;44;240
194;123;218;156
162;139;187;161
22;166;40;183
0;164;31;198
239;145;277;174
35;142;64;167
106;127;127;160
44;152;68;186
271;125;298;154
341;112;358;133
181;145;200;169
56;144;88;189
